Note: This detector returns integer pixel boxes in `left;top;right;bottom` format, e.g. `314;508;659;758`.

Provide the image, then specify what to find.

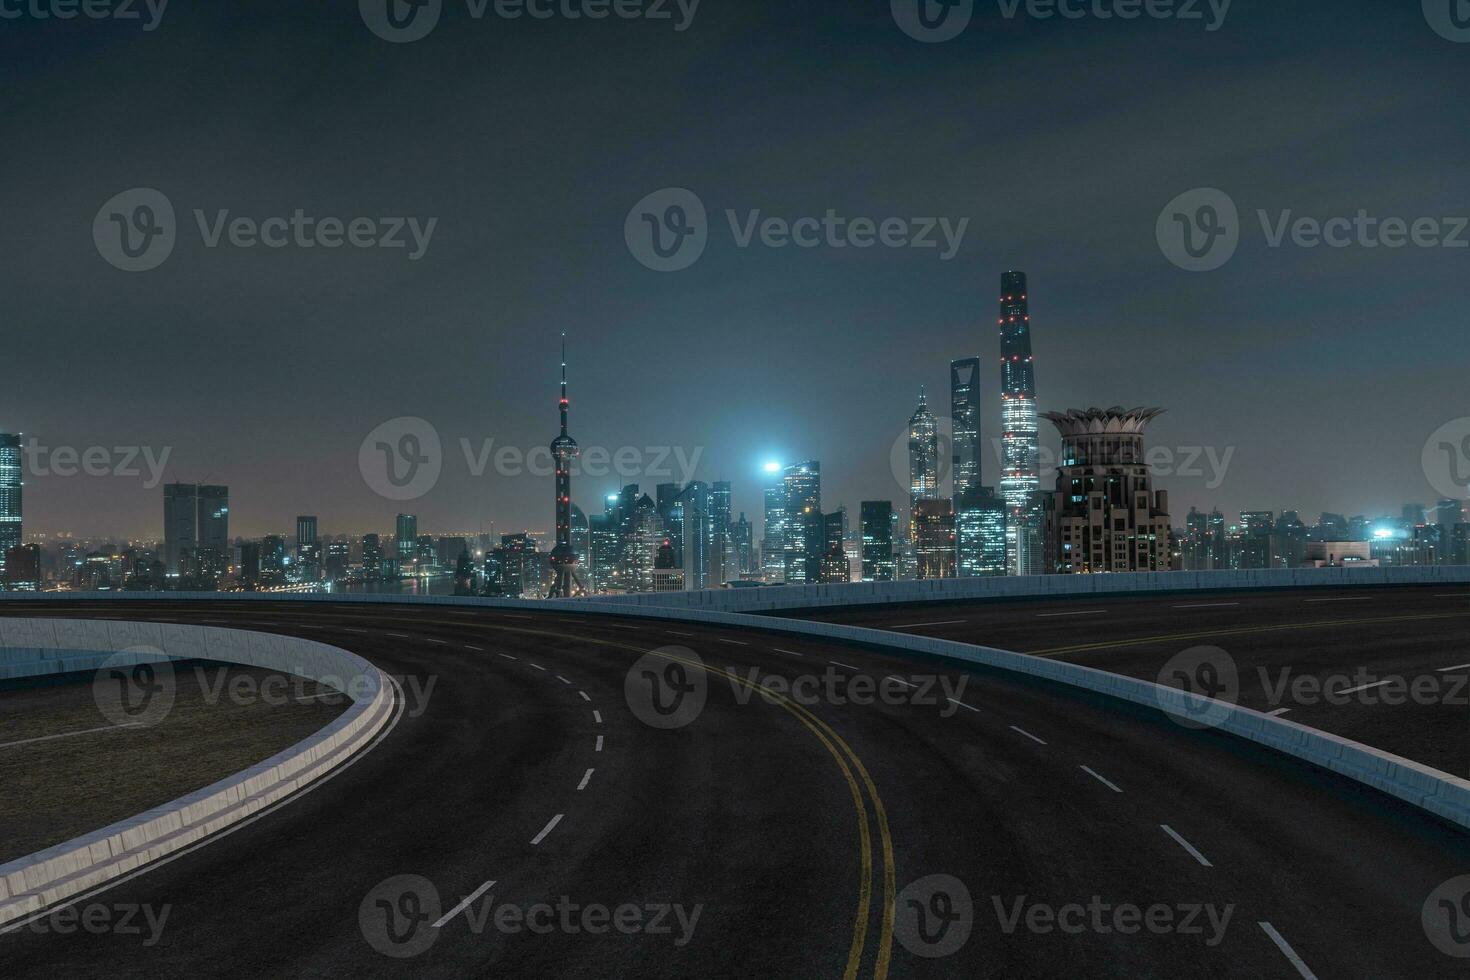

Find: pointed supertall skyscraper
998;270;1043;575
548;336;584;597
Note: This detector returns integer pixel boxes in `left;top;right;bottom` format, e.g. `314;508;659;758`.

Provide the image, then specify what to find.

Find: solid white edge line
1161;824;1212;867
1258;921;1318;979
1080;765;1123;793
432;880;496;929
530;813;564;846
889;620;967;629
577;768;594;791
0;722;143;750
1009;725;1046;745
0;674;408;936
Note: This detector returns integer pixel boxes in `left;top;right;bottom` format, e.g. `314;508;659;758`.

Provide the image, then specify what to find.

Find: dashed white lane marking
577;768;594;791
1009;725;1047;745
343;627;368;633
1335;678;1393;696
0;722;142;750
531;814;564;846
830;661;859;671
1434;594;1470;598
1258;921;1317;979
886;676;916;688
889;619;967;629
1161;824;1212;867
387;632;410;638
530;663;548;671
499;654;518;661
297;624;323;629
1036;610;1107;618
773;648;805;657
716;638;748;646
1304;597;1360;603
667;630;695;637
433;880;496;929
947;698;979;712
1172;602;1240;609
556;675;572;685
605;624;639;630
595;735;604;752
579;691;591;701
1080;765;1123;793
1437;663;1470;672
1267;707;1292;716
425;638;447;645
593;710;603;723
465;645;484;652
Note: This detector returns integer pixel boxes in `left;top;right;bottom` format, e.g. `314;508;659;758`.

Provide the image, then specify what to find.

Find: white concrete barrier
0;620;395;928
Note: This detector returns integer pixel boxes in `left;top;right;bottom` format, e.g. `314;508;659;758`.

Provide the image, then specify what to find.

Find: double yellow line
463;622;896;980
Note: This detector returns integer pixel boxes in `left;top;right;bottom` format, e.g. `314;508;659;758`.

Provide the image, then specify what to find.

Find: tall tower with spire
907;387;939;542
548;336;584;597
998;270;1043;574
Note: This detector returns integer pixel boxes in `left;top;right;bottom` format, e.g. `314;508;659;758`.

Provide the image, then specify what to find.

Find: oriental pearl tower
548;335;584;597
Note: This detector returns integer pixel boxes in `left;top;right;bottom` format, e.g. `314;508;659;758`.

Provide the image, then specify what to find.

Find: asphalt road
1;597;1469;978
802;584;1470;778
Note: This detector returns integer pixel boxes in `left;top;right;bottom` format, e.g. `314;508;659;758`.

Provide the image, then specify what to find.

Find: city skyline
4;2;1467;539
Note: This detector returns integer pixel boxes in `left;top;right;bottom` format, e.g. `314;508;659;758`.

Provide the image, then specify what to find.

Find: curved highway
1;597;1468;978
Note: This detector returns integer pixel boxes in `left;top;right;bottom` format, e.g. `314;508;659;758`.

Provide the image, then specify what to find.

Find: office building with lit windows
860;500;896;582
998;270;1043;575
1041;408;1173;573
0;433;21;584
782;461;822;585
762;484;786;583
914;498;957;579
907;390;939;542
956;487;1008;577
950;358;982;505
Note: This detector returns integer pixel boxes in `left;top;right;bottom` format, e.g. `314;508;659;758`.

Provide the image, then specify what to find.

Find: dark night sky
2;0;1466;539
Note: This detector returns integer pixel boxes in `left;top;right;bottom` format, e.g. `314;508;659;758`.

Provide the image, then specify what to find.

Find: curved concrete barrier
0;620;396;928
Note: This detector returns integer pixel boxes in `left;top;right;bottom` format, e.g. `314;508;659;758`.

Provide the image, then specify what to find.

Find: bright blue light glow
762;460;781;474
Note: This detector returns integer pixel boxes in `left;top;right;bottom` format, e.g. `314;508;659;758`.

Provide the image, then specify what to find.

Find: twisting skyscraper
548;336;584;597
998;270;1043;575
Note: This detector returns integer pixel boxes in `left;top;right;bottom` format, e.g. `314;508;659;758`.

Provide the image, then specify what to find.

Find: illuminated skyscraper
914;499;956;579
956;487;1008;577
395;514;417;564
782;460;822;585
950;358;982;505
1041;408;1172;573
163;482;198;577
860;500;896;582
762;484;786;583
0;433;21;584
907;389;939;541
998;270;1043;575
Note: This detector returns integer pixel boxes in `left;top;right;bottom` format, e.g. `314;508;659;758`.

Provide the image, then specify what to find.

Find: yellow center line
1027;610;1470;658
443;621;896;980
